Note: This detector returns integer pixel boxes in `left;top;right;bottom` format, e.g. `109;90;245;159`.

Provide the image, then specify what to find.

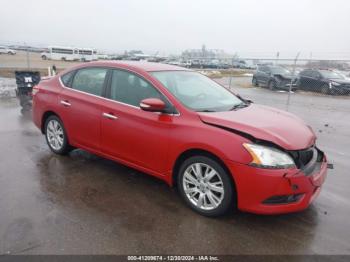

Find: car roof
81;61;190;72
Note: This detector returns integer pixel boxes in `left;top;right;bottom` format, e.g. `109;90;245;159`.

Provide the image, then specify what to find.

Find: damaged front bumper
227;149;328;214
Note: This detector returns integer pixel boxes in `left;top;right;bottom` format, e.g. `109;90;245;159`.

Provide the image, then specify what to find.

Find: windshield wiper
229;103;249;111
196;109;217;112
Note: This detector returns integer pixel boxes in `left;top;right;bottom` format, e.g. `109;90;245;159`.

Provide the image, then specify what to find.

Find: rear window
61;71;75;87
71;68;107;96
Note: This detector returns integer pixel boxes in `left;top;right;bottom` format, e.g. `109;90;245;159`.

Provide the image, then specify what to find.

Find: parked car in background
297;69;350;95
188;59;202;68
0;46;16;55
32;61;328;217
232;60;256;69
252;65;297;91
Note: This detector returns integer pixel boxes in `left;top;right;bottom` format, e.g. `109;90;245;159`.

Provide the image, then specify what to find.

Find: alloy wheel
46;119;64;151
182;163;224;210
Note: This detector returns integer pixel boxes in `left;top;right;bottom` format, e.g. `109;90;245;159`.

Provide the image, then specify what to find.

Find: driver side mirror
140;98;166;112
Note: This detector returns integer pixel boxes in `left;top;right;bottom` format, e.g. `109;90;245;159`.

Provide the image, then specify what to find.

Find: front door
100;69;174;174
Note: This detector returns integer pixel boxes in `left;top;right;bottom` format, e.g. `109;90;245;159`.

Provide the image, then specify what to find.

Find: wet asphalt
0;81;350;255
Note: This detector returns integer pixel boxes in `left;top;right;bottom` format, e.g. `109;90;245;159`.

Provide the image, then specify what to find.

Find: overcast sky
0;0;349;58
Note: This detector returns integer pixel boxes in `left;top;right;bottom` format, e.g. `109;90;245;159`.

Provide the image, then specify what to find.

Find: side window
312;71;321;79
61;71;75;87
71;68;107;96
109;69;164;107
300;69;311;77
259;66;269;73
299;70;307;77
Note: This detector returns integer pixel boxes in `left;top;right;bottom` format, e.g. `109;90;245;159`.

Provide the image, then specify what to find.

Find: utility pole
25;42;31;69
286;52;300;111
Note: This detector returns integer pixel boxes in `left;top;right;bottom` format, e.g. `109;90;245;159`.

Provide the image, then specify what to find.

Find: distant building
182;45;226;60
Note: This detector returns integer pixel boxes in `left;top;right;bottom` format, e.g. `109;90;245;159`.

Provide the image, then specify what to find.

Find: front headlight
243;143;295;169
330;81;340;87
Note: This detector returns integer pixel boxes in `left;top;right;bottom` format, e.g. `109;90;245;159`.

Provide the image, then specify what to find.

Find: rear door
311;71;324;91
100;69;174;174
299;70;313;90
304;70;320;91
257;66;270;86
255;66;265;84
58;67;108;151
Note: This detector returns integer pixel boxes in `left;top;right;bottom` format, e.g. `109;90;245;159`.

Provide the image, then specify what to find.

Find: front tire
44;115;71;155
177;156;235;217
252;77;259;86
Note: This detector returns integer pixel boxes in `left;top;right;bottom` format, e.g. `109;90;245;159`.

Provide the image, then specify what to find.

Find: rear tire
44;115;71;155
268;80;276;90
321;84;330;95
177;156;235;217
42;55;47;60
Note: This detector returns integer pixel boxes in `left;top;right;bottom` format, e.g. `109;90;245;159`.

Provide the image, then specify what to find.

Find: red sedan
32;61;328;216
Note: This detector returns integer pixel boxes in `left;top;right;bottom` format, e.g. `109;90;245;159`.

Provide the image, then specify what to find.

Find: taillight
32;86;40;96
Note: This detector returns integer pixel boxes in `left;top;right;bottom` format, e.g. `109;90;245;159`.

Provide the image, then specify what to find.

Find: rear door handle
102;112;118;120
60;100;71;107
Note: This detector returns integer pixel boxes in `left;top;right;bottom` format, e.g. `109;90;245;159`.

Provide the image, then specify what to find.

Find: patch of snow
243;73;253;77
0;77;17;98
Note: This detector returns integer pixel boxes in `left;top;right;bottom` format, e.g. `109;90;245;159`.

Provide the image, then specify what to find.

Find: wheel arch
41;110;60;134
172;148;237;191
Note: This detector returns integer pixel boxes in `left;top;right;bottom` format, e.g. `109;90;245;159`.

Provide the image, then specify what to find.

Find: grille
288;146;316;169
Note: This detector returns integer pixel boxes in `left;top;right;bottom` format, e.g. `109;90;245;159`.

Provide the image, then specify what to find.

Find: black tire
42;55;47;60
44;115;71;155
252;77;259;87
177;156;235;217
268;80;276;90
321;84;330;95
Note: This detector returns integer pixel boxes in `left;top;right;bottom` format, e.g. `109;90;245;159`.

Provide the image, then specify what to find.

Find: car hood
273;73;294;79
198;104;316;150
330;79;350;85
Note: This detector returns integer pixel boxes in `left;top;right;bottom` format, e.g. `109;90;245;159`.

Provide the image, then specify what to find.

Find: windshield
270;67;290;75
151;71;244;112
320;70;344;80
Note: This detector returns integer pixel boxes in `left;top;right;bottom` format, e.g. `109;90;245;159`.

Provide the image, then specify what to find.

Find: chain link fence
168;53;350;114
1;50;350;108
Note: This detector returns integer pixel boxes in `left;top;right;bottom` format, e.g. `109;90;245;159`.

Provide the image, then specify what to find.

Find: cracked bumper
227;156;328;214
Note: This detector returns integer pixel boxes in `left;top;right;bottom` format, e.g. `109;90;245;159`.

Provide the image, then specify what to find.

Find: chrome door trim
59;76;180;116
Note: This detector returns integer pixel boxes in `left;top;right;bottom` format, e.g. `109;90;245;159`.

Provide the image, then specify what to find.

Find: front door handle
102;112;118;120
60;100;71;107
